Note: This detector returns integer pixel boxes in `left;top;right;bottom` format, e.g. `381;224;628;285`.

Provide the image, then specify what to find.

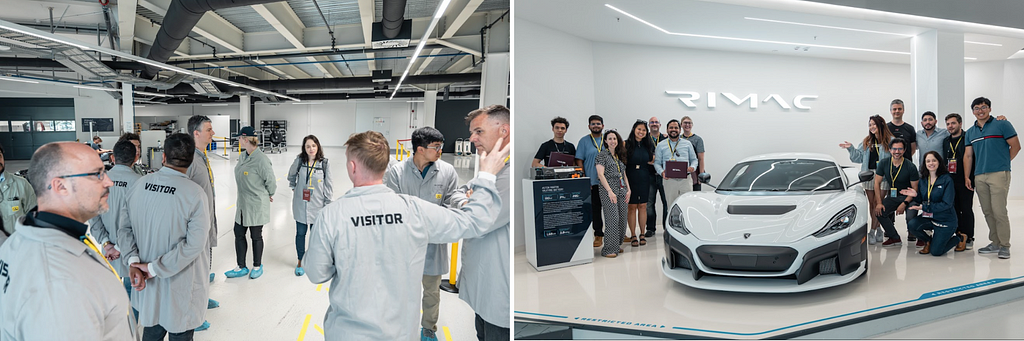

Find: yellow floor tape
314;324;324;335
443;326;453;341
297;314;311;341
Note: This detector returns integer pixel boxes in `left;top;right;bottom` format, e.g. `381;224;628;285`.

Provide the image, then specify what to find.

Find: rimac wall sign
666;91;818;110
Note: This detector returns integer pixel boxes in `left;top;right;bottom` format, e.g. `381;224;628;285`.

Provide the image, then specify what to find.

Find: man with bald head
0;142;134;340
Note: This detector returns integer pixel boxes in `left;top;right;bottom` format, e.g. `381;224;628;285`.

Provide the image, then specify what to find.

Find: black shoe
644;230;655;238
907;235;917;242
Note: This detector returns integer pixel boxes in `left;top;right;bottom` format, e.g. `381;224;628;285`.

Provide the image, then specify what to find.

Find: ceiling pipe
138;72;480;95
142;0;283;79
381;0;409;39
165;44;442;65
0;57;145;70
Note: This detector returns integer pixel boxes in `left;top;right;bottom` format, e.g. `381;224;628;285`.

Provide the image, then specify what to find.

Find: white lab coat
0;214;134;340
304;174;502;340
185;148;218;248
383;159;459;276
451;161;510;328
119;167;211;333
287;157;334;225
89;164;141;276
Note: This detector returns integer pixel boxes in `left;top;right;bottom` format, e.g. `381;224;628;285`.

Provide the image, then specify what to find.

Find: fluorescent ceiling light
744;17;912;37
390;0;454;99
0;75;38;84
201;103;229;107
606;5;909;55
964;57;978;60
964;40;1002;46
134;105;145;108
135;90;175;98
74;85;119;92
407;100;424;103
291;102;323;105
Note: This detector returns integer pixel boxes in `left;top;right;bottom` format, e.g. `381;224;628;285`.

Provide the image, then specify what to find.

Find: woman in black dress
625;120;655;247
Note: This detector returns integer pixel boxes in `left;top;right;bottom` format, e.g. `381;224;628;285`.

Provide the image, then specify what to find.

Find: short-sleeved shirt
875;157;920;191
89;142;101;150
576;134;605;186
682;133;705;154
534;139;576;166
942;131;974;181
916;128;949;165
965;116;1018;175
594;149;625;189
888;122;916;149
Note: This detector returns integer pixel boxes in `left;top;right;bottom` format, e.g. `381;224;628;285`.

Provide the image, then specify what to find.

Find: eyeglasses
428;145;443;152
682;122;693;125
891;148;905;151
57;169;107;181
973;105;989;111
649;120;660;124
589;122;603;126
636;119;647;124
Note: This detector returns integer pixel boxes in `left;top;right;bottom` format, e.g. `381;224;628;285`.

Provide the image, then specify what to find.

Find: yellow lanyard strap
926;177;934;202
306;160;317;187
203;150;214;185
949;136;963;159
890;159;903;187
591;135;603;152
82;235;119;279
668;139;678;158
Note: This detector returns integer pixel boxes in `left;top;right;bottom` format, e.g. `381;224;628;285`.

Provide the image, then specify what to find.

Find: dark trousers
142;325;194;341
952;177;976;240
234;223;264;268
123;277;139;323
693;183;701;191
876;196;909;240
646;176;667;232
296;222;312;261
475;314;510;341
908;216;961;256
591;185;604;236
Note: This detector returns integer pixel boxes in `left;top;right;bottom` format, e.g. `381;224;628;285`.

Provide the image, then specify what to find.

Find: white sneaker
868;229;877;245
874;229;885;243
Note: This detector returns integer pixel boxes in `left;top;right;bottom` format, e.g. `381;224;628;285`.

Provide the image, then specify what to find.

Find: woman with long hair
226;127;277;280
902;151;964;256
840;115;894;245
624;120;655;247
286;135;334;276
595;130;630;258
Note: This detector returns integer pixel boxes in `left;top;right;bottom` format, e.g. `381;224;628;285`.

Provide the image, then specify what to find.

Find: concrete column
912;30;965;125
424;90;437;128
121;84;134;134
239;95;251;128
479;52;510;108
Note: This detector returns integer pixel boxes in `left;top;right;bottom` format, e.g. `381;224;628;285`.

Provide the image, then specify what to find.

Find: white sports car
662;153;874;293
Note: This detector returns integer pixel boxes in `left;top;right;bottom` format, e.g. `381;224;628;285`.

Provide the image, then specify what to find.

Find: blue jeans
296;222;312;261
908;216;961;256
123;277;139;323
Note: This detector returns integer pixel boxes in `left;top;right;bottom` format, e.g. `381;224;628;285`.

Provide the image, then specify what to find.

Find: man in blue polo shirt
964;97;1021;259
576;115;606;248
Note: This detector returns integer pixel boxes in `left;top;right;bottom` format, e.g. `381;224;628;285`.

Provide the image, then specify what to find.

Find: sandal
631;237;639;247
639;237;647;246
604;253;618;258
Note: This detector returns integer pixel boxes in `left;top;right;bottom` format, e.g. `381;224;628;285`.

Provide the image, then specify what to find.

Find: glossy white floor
514;199;1024;339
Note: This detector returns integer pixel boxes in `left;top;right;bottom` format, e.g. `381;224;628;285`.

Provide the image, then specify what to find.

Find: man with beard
576;115;607;247
532;117;575;167
645;117;667;238
0;142;133;340
0;144;35;246
916;111;949;166
873;138;920;246
653;119;698;226
943;113;974;251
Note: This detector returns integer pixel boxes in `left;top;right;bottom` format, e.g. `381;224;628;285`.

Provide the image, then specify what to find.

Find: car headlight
668;204;691;235
813;205;857;238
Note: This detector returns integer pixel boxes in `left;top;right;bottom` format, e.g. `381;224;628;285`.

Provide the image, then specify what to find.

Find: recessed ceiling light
606;5;910;56
744;17;913;37
0;75;38;84
74;85;119;92
390;0;454;99
964;40;1002;47
201;103;229;107
964;57;978;60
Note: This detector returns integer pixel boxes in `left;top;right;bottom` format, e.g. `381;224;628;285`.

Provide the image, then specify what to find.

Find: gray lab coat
287;157;334;224
450;161;510;328
384;159;459;276
304;174;503;341
234;148;276;226
0;218;134;340
185;148;218;247
88;164;141;276
119;167;211;333
0;171;35;240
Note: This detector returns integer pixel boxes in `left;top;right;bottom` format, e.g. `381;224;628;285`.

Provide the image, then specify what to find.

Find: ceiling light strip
964;40;1002;47
744;17;913;37
0;18;300;102
606;4;909;55
74;85;119;92
390;0;455;100
0;75;39;84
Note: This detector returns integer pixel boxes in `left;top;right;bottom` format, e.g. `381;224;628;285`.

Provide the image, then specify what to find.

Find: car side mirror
698;173;711;184
858;171;874;183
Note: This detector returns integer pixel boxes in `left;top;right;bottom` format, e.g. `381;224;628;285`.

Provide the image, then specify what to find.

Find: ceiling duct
142;0;283;79
372;0;411;48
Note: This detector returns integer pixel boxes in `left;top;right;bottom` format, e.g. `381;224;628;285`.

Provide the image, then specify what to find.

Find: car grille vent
727;205;797;215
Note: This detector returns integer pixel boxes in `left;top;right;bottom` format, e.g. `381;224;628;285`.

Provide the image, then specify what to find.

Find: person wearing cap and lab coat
0;143;35;246
88;140;142;320
0;142;133;340
119;133;211;341
225;126;276;280
304;130;509;340
448;105;511;341
287;134;333;276
185;115;219;331
383;127;459;341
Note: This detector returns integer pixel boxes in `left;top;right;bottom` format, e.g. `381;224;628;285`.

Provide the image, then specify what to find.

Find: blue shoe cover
207;299;219;309
224;267;249;278
209;273;215;283
295;267;304;276
249;266;264;279
195;321;210;331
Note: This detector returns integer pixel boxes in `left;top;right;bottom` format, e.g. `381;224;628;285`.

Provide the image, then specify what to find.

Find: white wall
964;58;1024;197
255;100;423;148
0;82;121;143
515;19;598;251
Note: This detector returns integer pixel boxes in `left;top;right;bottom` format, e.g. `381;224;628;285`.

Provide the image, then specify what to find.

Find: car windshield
718;159;844;192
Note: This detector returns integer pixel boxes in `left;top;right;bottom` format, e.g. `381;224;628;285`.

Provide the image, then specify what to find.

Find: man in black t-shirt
532;116;576;167
873;138;920;246
942;113;975;250
887;99;919;242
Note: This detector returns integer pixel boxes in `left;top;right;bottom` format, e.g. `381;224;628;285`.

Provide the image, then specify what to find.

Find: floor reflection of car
662;153;874;293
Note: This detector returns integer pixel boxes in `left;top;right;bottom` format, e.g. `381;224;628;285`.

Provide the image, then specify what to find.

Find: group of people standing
841;97;1019;258
532;115;707;258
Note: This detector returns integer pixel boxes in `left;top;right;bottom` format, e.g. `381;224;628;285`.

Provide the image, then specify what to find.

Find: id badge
620;178;625;188
948;160;957;173
922;212;934;218
890;188;897;198
302;189;311;201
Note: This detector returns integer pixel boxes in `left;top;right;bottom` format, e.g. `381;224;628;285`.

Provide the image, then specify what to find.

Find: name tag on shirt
302;189;311;201
948;160;957;173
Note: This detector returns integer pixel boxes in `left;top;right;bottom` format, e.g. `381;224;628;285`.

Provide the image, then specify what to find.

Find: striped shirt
965;116;1017;174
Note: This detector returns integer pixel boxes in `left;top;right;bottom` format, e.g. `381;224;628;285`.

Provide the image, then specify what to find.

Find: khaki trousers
421;274;442;331
975;171;1012;247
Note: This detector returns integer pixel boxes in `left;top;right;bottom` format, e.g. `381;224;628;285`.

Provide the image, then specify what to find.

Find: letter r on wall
666;91;699;108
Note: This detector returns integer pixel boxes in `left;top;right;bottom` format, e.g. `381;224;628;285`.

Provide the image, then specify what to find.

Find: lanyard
668;139;679;157
82;235;120;279
306;160;317;187
890;158;904;186
613;154;623;181
203;150;214;185
926;176;935;202
553;141;564;153
504;155;510;163
651;134;660;145
949;135;963;159
591;135;603;152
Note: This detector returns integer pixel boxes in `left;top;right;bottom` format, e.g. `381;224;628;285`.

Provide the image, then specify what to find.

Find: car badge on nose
744;233;751;239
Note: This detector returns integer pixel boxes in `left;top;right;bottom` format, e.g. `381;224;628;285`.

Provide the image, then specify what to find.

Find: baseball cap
237;126;255;137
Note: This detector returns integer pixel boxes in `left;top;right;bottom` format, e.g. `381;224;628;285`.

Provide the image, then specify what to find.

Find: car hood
677;191;854;244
